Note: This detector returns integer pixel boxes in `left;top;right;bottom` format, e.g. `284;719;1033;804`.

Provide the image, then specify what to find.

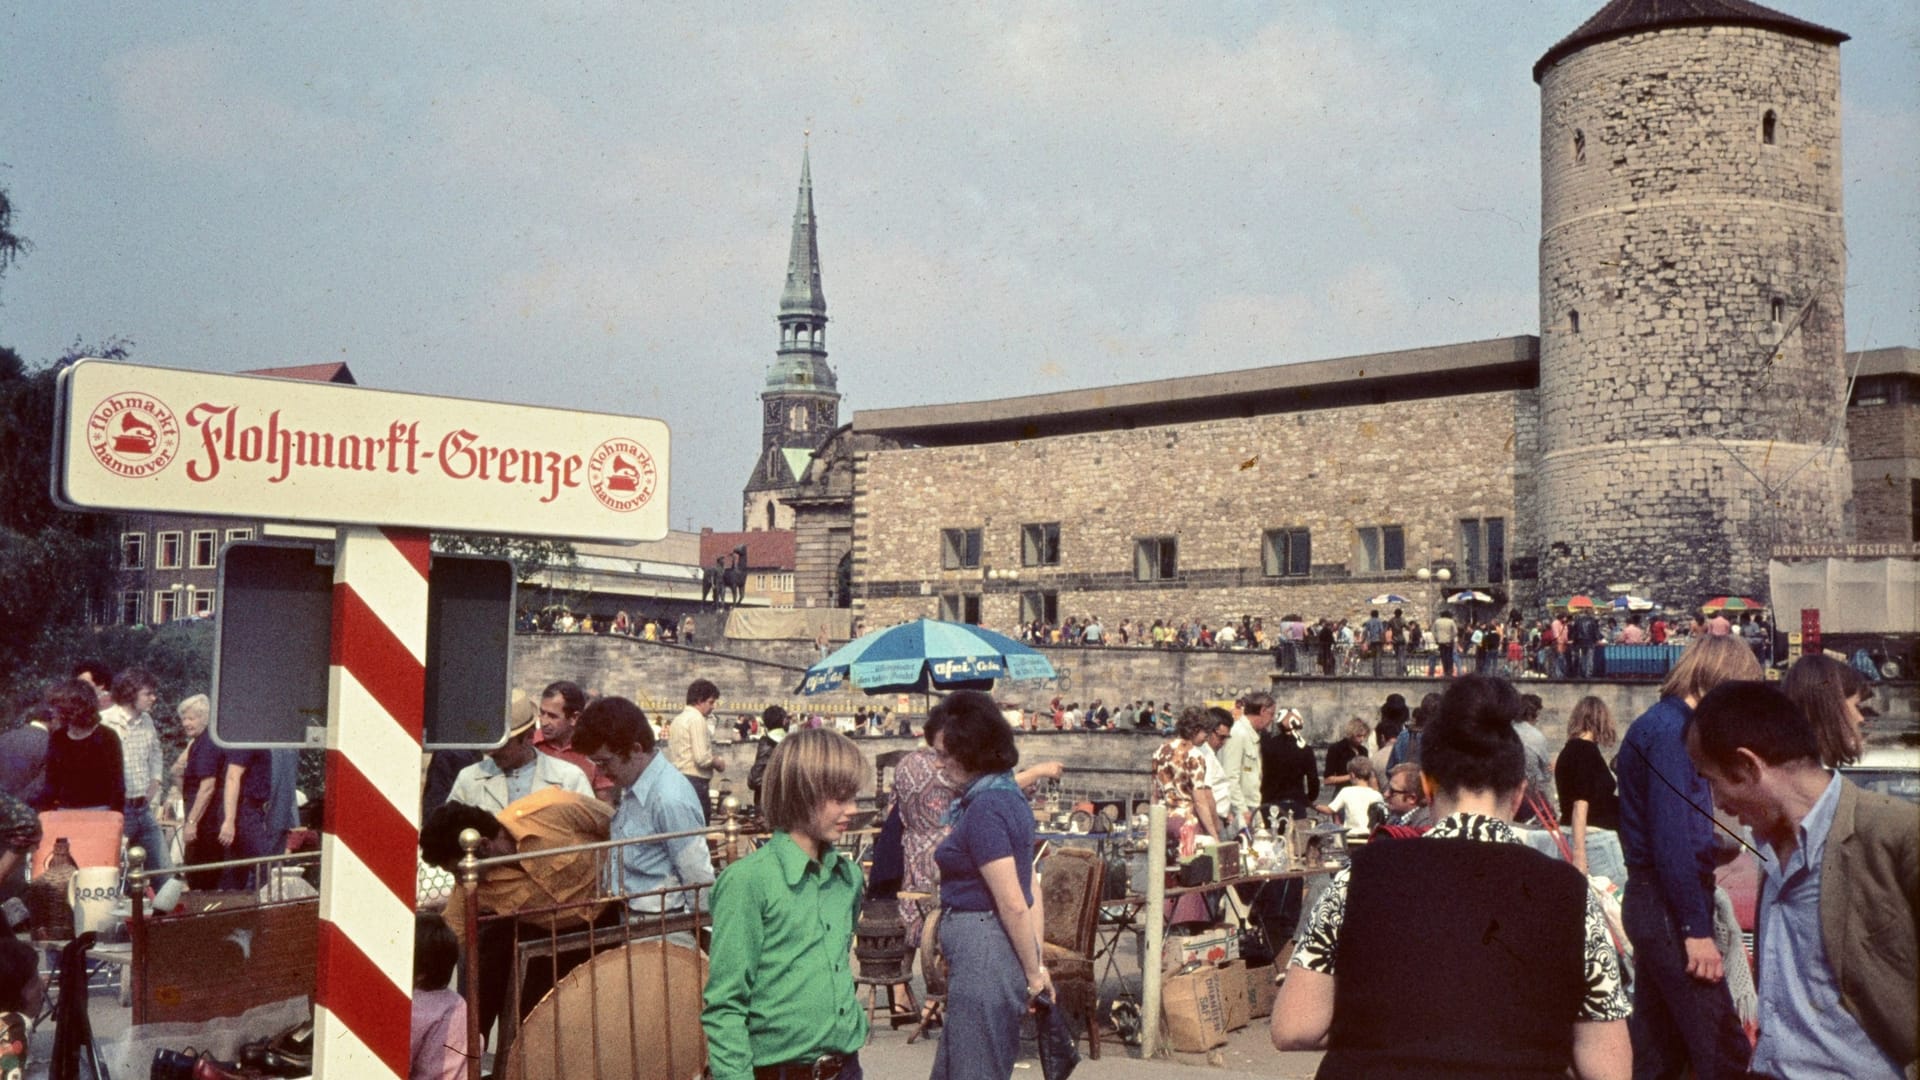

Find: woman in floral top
1272;675;1631;1079
1150;708;1221;838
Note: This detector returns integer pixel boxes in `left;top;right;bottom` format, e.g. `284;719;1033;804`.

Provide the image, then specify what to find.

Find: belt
753;1052;852;1080
125;797;147;810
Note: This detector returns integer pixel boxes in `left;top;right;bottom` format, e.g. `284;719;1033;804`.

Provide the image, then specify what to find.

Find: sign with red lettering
53;359;669;542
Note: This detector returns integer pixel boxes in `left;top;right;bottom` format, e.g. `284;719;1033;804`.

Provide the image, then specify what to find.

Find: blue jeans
123;802;172;884
932;910;1027;1080
1621;879;1750;1079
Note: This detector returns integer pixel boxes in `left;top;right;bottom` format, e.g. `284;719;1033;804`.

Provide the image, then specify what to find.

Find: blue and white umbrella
798;618;1057;695
1446;590;1495;605
1366;594;1411;606
1609;595;1656;612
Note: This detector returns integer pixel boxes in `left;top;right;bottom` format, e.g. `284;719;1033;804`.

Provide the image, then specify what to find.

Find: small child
702;729;871;1080
1318;756;1386;840
0;937;45;1078
410;913;470;1080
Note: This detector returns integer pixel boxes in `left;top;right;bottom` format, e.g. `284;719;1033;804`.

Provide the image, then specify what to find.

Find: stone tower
743;144;841;532
1532;0;1853;605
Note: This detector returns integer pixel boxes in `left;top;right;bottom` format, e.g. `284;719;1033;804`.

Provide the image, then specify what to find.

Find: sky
3;2;1915;534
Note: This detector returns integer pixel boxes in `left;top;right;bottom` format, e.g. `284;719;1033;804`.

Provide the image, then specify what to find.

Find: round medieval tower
1533;0;1853;605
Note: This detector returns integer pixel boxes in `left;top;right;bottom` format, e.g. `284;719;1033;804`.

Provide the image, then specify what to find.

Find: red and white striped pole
314;526;430;1076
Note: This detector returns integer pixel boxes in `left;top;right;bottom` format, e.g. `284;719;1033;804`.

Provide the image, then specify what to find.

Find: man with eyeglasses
1380;762;1434;833
1200;708;1237;834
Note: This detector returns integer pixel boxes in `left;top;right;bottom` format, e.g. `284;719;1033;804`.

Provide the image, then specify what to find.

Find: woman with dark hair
747;704;791;805
1781;653;1872;767
36;678;124;813
1274;675;1631;1078
928;689;1047;1080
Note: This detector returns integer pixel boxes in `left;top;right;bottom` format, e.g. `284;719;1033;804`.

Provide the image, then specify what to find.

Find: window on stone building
1262;528;1311;577
1458;518;1507;583
190;530;217;569
1356;526;1404;574
192;589;215;617
154;589;180;624
1568;309;1581;334
938;592;981;625
156;531;183;570
121;532;146;569
940;527;982;570
1850;378;1889;407
1134;536;1178;581
1762;110;1777;145
767;503;777;530
1573;129;1585;164
1021;523;1061;567
120;591;142;625
1770;296;1785;324
1020;590;1059;626
225;528;253;545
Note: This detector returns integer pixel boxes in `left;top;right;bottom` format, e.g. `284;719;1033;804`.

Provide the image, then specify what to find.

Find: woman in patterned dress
894;712;959;949
1273;675;1631;1078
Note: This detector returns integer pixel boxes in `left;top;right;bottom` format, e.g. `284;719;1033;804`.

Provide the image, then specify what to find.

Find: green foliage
0;342;130;681
2;620;214;756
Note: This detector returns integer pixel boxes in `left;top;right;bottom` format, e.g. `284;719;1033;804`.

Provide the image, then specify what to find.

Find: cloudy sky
3;2;1915;533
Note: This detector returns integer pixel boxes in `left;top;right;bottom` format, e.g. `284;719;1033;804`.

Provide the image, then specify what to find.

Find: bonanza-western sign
54;359;670;542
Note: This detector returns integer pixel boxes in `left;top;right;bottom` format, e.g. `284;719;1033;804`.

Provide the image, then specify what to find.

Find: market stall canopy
798;619;1056;695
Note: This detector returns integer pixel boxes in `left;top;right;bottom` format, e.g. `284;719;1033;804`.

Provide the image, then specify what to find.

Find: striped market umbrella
1561;595;1597;611
1701;596;1763;614
1366;594;1411;606
797;618;1056;695
1446;590;1494;605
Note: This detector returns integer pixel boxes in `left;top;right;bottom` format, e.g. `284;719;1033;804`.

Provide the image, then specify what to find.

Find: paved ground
856;1012;1324;1078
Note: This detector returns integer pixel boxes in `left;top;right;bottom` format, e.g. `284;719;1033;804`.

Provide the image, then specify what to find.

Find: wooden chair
1038;847;1106;1058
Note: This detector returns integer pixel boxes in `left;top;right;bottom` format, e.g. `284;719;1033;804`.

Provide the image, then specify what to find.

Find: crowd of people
1005;605;1778;680
2;628;1909;1080
515;606;701;646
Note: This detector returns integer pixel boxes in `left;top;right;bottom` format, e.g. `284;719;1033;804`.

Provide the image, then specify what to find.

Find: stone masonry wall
853;389;1528;633
1849;401;1920;543
1537;26;1849;602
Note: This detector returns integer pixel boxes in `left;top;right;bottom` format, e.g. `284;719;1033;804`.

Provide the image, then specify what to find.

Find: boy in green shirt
702;728;871;1080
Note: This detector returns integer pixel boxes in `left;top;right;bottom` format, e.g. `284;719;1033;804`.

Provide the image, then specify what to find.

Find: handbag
1032;991;1081;1080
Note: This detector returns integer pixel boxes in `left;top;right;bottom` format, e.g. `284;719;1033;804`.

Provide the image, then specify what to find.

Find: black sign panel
211;540;515;748
211;541;335;747
422;554;516;749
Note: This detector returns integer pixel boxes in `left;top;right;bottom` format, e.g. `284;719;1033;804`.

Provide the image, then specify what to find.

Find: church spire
745;141;842;531
780;139;827;319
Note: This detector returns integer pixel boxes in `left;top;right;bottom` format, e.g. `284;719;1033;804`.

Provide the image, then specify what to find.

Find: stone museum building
765;0;1919;630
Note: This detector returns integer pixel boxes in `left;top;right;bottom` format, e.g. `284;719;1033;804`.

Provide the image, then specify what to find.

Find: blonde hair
1343;717;1370;741
760;728;871;832
177;693;210;720
1660;634;1762;702
1567;695;1616;747
1348;755;1375;783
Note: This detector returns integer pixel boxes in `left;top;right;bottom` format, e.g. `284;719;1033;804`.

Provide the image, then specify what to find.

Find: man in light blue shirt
575;696;714;916
1687;681;1917;1080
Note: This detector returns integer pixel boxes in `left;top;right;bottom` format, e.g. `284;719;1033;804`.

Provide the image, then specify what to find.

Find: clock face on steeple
764;400;783;424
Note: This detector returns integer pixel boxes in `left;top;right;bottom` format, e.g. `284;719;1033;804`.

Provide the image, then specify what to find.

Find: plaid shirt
100;705;165;802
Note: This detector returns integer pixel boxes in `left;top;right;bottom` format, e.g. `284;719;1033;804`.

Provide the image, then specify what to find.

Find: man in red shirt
534;680;613;801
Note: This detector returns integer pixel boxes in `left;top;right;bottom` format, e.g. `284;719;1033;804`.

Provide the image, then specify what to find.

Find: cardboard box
1169;927;1239;968
1218;959;1249;1031
1161;963;1231;1052
1245;962;1277;1018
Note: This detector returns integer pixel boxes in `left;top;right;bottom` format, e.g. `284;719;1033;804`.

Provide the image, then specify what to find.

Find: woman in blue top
928;690;1049;1080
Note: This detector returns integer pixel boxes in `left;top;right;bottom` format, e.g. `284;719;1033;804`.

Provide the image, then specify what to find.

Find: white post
1140;803;1168;1059
313;526;429;1077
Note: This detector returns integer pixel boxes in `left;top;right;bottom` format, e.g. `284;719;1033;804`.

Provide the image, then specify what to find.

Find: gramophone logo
587;437;657;513
86;393;181;479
